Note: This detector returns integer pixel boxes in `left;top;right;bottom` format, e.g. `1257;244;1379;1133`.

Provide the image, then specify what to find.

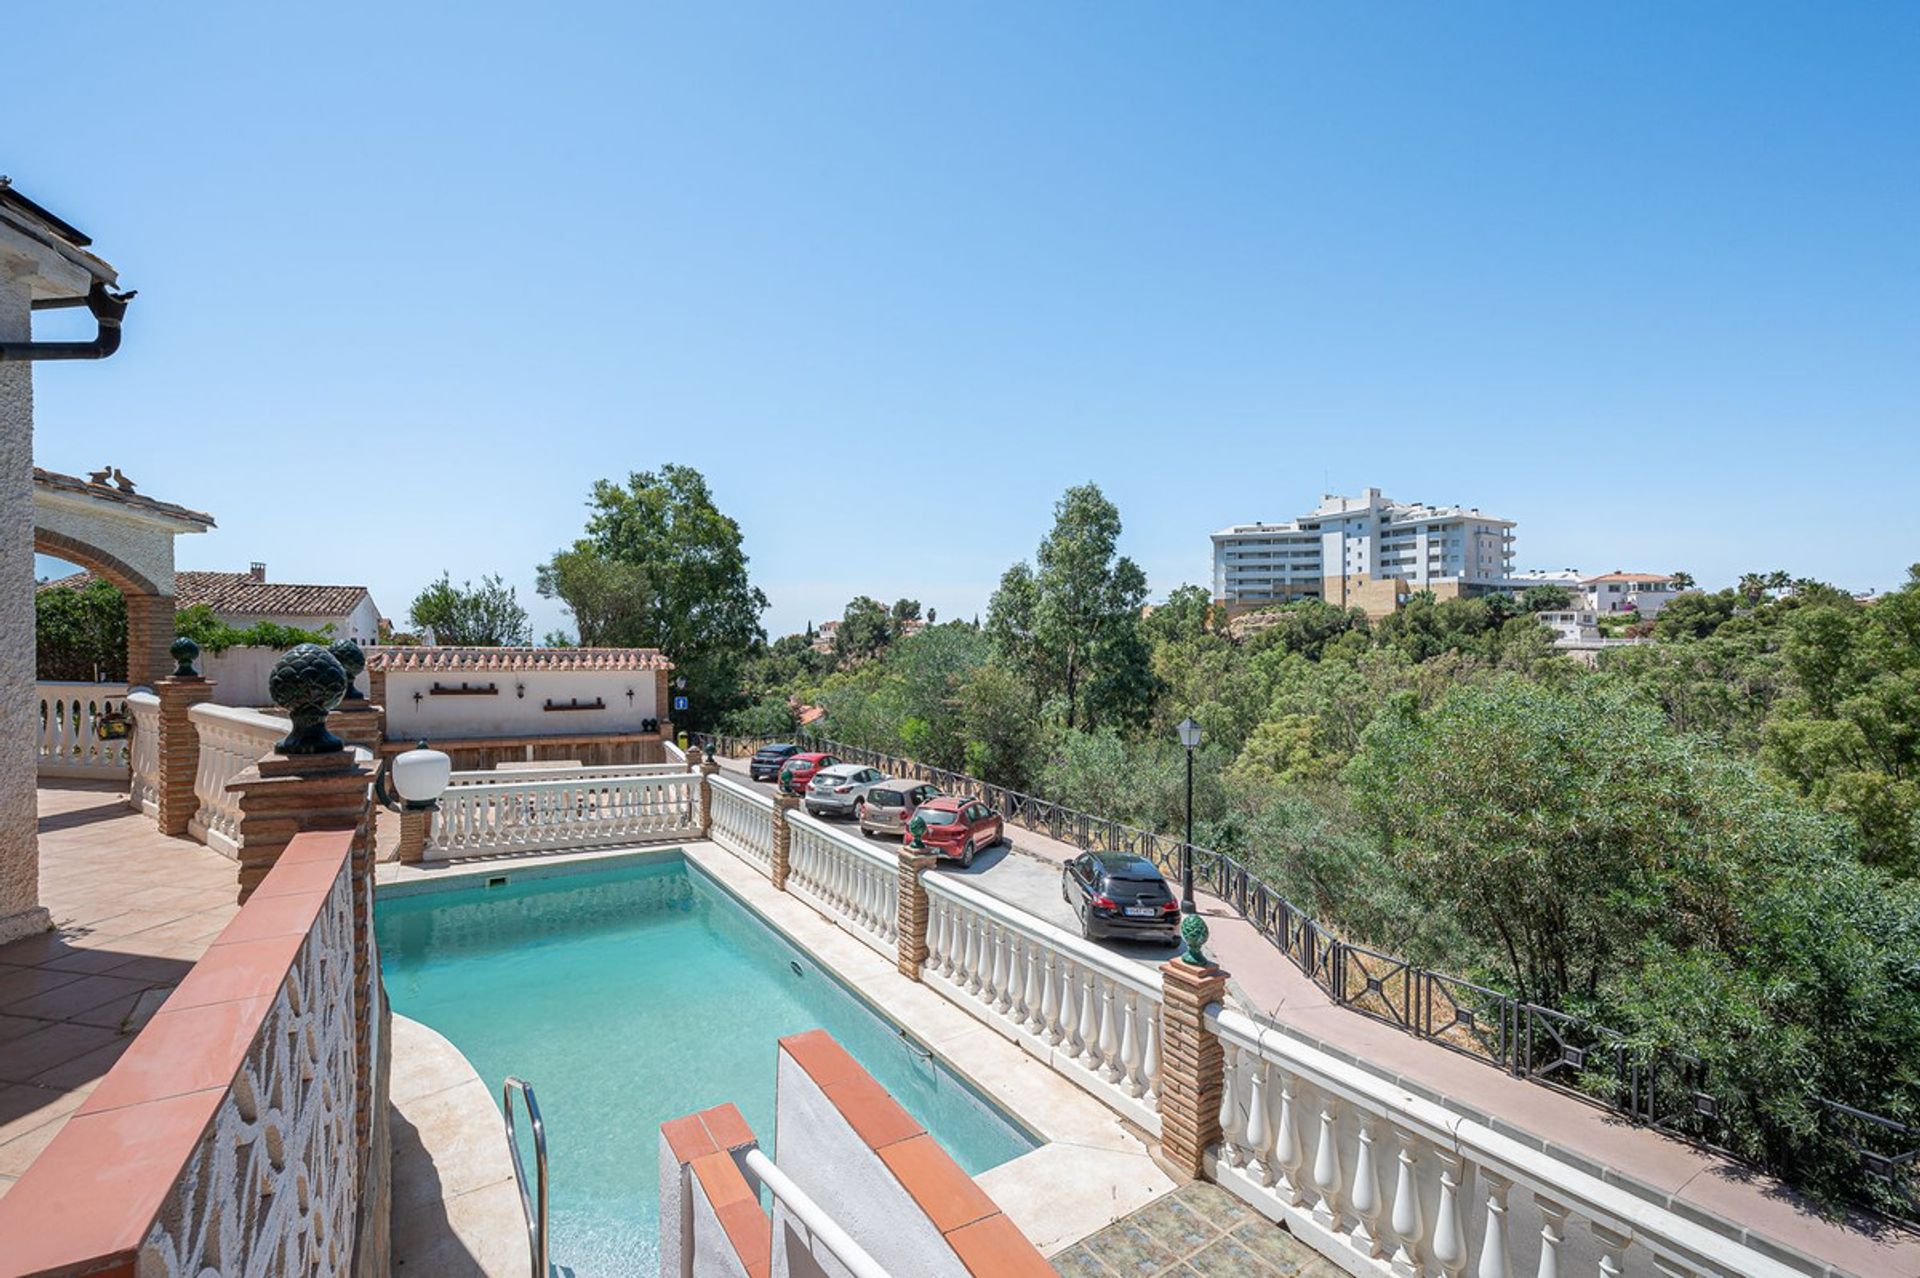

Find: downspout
0;280;135;362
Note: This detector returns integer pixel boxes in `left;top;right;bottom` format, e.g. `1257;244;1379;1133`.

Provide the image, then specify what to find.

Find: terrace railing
428;770;701;859
923;872;1162;1133
126;690;161;818
785;810;899;958
709;774;776;876
1208;1004;1805;1278
447;761;687;786
697;731;1920;1217
188;703;290;859
36;681;130;778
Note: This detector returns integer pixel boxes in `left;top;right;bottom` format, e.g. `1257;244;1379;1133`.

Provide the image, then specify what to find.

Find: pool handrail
503;1075;550;1278
744;1146;892;1278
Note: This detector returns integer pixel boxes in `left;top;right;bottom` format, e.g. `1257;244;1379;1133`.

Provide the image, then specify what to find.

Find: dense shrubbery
171;604;332;655
725;482;1920;1211
36;588;331;680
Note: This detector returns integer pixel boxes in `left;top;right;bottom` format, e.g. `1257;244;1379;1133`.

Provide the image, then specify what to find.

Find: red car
778;752;839;794
904;796;1004;868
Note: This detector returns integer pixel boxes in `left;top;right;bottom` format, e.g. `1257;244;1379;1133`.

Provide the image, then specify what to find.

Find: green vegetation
407;573;531;647
172;604;332;655
36;585;330;680
727;483;1920;1212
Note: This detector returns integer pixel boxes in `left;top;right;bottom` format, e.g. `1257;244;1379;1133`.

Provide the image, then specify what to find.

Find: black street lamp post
1176;716;1202;913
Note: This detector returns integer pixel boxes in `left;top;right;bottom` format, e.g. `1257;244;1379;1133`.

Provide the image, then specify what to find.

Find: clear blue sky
15;2;1918;638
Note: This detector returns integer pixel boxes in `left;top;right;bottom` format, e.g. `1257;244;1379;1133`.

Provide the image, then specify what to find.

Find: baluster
1348;1119;1386;1259
1218;1044;1243;1166
1310;1100;1344;1233
1075;969;1099;1063
964;913;984;994
1097;980;1123;1083
1022;940;1046;1033
1591;1225;1630;1278
1007;933;1030;1023
1388;1127;1425;1277
986;921;1007;1007
1141;1003;1161;1107
1432;1150;1467;1277
1119;989;1144;1096
1476;1171;1512;1278
1533;1197;1568;1278
1242;1054;1272;1181
994;926;1016;1015
935;900;956;976
1040;950;1062;1043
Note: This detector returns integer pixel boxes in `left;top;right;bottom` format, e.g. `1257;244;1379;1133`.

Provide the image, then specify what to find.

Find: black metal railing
694;729;1920;1216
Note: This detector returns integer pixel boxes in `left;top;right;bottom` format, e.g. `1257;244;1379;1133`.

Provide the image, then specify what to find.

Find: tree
35;579;128;681
408;573;530;646
1520;584;1574;614
535;548;650;647
890;598;922;630
1671;570;1696;591
834;596;894;666
541;465;767;729
990;484;1150;729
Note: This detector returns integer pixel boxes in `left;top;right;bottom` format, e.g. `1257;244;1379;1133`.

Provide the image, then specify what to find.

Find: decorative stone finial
779;766;795;794
907;812;927;850
169;636;200;678
1179;913;1211;967
329;639;366;701
268;643;349;755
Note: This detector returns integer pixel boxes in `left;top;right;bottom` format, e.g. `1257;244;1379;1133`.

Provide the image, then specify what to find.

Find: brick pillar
365;665;388;713
396;807;430;864
154;676;216;836
895;846;938;980
771;790;798;890
328;702;386;756
227;748;378;1165
122;594;174;689
1159;957;1231;1179
693;749;716;839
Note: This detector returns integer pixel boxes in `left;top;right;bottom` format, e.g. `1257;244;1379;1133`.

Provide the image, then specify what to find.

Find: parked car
1060;852;1180;942
859;779;939;839
777;752;839;794
804;764;889;819
905;796;1004;868
749;742;800;782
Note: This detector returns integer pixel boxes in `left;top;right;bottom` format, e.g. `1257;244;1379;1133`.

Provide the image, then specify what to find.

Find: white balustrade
784;810;899;957
426;771;700;859
188;704;290;859
1208;1006;1803;1278
708;774;776;876
923;873;1161;1133
127;691;160;818
447;761;686;786
36;682;130;779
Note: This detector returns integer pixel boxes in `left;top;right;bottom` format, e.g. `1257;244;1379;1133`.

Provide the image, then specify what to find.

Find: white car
802;764;890;820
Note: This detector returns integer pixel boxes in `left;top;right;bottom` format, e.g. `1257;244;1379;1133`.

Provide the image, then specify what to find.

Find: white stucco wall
222;595;380;644
383;668;659;740
772;1052;969;1278
31;488;178;596
0;257;45;942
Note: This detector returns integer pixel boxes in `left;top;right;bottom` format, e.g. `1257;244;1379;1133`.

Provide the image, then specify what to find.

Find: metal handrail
744;1147;892;1278
503;1076;549;1278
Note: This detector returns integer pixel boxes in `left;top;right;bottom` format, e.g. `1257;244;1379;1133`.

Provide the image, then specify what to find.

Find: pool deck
1;782;242;1199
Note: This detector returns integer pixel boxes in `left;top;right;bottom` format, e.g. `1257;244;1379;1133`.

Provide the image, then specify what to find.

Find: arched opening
34;527;174;688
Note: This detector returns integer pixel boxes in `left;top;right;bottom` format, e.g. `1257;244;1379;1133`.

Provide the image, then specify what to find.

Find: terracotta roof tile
32;468;215;529
363;646;670;673
38;567;369;619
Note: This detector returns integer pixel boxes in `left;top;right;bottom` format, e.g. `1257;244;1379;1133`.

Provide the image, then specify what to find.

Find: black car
1061;852;1180;942
749;742;800;782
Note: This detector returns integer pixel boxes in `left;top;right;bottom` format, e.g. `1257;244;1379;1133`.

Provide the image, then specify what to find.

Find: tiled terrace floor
0;782;241;1199
1052;1181;1339;1277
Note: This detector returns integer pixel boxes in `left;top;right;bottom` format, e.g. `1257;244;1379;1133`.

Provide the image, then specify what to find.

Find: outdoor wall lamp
375;740;452;813
516;681;526;699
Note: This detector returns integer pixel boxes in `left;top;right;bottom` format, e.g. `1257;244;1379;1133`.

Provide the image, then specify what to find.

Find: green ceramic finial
329;639;366;701
907;812;927;850
268;643;349;755
778;766;795;794
169;636;200;678
1179;913;1211;967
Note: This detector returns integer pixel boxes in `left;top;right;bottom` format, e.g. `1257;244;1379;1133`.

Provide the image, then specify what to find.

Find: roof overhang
0;186;117;303
32;469;216;536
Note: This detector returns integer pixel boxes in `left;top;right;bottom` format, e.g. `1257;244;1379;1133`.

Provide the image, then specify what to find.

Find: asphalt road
712;756;1182;972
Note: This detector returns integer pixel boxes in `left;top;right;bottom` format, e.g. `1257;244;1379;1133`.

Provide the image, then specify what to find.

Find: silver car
802;764;890;820
859;779;939;839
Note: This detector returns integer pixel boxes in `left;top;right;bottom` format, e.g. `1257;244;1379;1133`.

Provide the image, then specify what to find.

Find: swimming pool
376;854;1037;1276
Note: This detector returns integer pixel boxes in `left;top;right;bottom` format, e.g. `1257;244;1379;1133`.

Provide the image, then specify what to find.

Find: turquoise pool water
376;855;1036;1276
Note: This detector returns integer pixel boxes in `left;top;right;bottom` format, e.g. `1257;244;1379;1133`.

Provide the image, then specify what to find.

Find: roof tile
363;646;670;673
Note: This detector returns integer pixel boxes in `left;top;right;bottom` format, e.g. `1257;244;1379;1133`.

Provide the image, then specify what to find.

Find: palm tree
1670;570;1696;591
1738;573;1769;606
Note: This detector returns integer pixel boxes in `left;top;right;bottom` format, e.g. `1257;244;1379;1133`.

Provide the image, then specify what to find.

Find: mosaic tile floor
1052;1180;1342;1278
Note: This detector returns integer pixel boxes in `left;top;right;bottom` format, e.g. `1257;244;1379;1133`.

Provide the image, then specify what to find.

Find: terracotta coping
661;1102;759;1165
663;1103;768;1278
0;830;355;1278
778;1030;1051;1277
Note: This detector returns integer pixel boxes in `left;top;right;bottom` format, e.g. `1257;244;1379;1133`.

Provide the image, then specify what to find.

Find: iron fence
694;729;1918;1217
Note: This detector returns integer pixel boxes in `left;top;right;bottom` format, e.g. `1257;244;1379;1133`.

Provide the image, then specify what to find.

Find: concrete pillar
692;748;715;839
0;263;45;946
771;790;798;891
122;592;174;689
155;676;216;836
895;846;938;981
1159;956;1231;1179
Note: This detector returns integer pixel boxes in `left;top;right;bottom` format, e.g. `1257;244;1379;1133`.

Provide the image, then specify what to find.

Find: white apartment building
1211;488;1516;619
1582;572;1682;617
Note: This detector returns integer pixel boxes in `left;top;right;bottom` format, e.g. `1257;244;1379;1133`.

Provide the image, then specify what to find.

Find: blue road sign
673;695;689;711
